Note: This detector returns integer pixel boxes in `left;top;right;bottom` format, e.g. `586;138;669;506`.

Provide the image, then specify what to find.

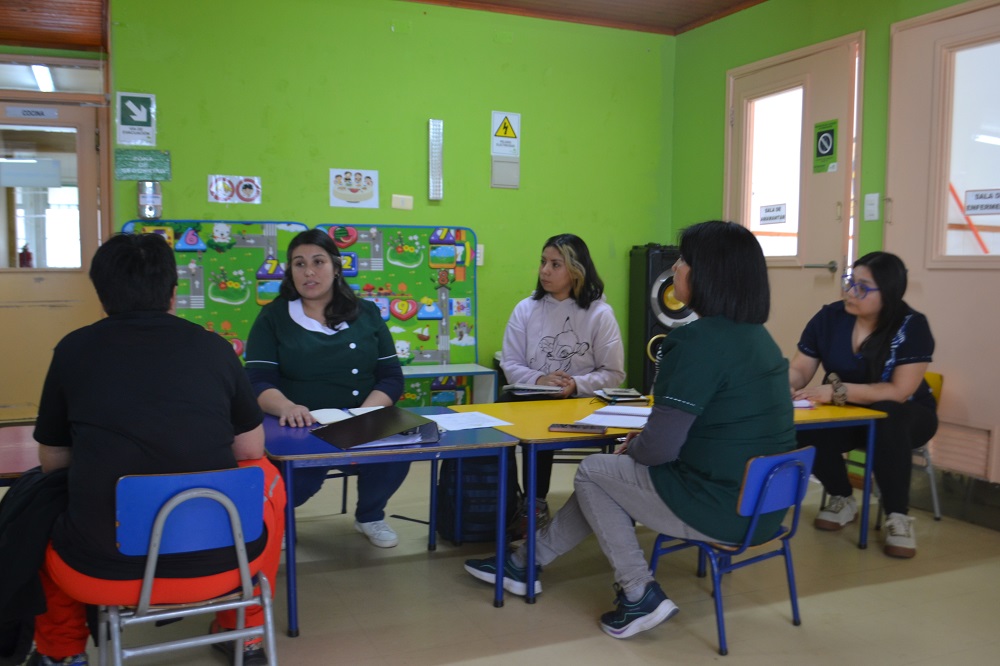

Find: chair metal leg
703;549;728;656
782;541;802;626
919;446;942;520
260;574;278;666
108;605;124;666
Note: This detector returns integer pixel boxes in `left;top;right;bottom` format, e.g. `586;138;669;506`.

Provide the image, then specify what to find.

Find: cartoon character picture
395;339;414;365
533;317;590;373
206;222;236;253
450;321;475;347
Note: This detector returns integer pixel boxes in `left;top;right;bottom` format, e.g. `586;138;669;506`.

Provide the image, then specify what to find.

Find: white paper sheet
309;408;352;424
425;412;512;431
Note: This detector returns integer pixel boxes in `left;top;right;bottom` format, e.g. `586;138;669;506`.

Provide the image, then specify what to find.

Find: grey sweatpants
520;453;717;594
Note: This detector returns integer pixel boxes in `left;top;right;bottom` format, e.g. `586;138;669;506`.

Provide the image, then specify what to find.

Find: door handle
803;260;838;274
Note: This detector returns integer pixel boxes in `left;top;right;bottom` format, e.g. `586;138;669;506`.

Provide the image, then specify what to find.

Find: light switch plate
391;194;414;210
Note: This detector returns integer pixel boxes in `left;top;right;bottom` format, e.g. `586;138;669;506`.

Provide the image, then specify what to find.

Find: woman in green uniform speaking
245;228;408;548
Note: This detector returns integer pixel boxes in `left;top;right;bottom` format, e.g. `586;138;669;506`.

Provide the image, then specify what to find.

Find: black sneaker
209;620;268;666
464;553;542;596
600;581;679;639
507;497;551;541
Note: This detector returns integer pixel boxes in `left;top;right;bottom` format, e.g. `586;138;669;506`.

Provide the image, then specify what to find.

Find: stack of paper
576;405;652;429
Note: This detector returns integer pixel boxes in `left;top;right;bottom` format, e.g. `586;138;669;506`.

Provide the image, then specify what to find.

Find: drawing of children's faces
364;176;373;187
355;172;363;183
334;175;343;185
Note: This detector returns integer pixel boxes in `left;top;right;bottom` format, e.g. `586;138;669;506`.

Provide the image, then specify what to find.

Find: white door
886;0;1000;482
0;100;103;421
725;34;862;359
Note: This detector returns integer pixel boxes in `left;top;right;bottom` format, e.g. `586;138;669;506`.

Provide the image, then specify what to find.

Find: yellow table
453;399;887;602
793;404;886;549
452;398;639;603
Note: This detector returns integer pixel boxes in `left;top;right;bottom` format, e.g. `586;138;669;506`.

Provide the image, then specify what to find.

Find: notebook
576;405;652;429
309;405;440;450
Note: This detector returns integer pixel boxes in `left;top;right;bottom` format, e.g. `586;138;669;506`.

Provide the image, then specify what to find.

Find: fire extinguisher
18;244;33;268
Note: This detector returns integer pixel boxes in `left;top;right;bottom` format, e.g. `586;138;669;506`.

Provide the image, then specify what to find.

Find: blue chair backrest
116;467;264;557
737;447;816;517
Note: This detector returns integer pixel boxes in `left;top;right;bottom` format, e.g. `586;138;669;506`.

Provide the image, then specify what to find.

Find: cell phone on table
548;423;608;434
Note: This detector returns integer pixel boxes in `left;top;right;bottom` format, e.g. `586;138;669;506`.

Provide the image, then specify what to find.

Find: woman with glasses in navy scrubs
789;251;937;559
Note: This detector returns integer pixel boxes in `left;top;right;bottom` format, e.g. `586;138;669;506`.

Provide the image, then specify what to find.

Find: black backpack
435;457;519;543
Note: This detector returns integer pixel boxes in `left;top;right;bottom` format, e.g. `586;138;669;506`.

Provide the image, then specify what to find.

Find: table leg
525;443;537;604
859;421;876;550
428;458;438;551
494;447;507;608
282;461;300;636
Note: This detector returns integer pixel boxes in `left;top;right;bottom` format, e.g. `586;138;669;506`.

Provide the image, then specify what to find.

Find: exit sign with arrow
117;92;156;146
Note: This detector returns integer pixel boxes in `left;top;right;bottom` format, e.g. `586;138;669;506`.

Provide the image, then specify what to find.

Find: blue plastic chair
648;447;816;656
97;467;277;666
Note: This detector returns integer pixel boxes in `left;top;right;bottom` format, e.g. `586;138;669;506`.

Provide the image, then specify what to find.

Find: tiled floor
87;459;1000;664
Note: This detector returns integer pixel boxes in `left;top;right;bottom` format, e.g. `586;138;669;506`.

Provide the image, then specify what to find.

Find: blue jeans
290;462;410;523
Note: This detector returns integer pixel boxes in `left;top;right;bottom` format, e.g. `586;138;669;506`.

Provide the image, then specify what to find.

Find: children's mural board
121;221;481;402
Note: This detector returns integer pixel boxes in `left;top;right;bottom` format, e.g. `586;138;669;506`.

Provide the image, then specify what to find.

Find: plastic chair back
737;447;816;517
116;467;263;556
99;466;277;666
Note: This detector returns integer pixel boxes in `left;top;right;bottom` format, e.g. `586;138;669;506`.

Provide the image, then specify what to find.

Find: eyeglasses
841;274;880;299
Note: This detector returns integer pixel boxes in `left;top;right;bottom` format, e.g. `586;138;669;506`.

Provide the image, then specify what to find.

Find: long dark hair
678;221;770;324
531;233;604;309
853;251;909;381
279;228;359;327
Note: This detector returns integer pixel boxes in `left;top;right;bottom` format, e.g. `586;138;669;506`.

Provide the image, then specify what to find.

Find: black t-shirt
34;311;264;579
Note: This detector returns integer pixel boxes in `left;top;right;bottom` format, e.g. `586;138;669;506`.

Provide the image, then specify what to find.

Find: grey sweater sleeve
626;404;697;467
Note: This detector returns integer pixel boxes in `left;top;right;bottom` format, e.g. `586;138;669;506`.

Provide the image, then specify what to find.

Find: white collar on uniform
288;299;349;336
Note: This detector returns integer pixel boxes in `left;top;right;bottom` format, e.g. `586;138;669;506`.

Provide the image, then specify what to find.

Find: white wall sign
117;92;157;146
491;111;520;157
964;188;1000;215
6;106;59;120
207;175;262;204
759;203;786;225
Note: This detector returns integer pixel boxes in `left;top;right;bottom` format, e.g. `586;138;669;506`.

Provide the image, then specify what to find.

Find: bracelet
829;373;848;406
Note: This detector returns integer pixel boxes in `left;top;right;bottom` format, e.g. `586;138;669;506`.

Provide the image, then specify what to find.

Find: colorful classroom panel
121;220;481;406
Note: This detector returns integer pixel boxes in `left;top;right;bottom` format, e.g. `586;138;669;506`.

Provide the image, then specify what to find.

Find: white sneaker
354;519;399;548
883;512;916;558
815;495;857;531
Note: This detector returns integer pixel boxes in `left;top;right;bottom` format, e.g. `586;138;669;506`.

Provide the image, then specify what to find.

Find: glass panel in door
1;124;82;268
947;39;1000;256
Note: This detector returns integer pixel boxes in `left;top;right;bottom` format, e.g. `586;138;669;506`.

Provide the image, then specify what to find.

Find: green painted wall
672;0;970;255
109;0;674;364
107;0;978;372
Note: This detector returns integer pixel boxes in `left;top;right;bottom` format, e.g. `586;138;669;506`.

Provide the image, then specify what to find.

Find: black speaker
627;244;697;392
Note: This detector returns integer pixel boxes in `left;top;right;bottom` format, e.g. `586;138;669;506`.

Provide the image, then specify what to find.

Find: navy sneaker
209;620;268;666
464;553;541;596
24;651;88;666
600;581;679;639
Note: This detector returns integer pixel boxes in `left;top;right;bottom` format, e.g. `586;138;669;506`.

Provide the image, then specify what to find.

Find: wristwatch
829;373;848;406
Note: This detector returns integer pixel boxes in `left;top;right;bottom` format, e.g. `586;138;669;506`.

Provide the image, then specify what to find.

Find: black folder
309;405;440;450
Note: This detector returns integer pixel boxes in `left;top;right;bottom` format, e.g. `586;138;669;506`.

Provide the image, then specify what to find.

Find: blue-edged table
451;398;628;603
264;406;518;636
453;399;888;603
792;404;887;549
